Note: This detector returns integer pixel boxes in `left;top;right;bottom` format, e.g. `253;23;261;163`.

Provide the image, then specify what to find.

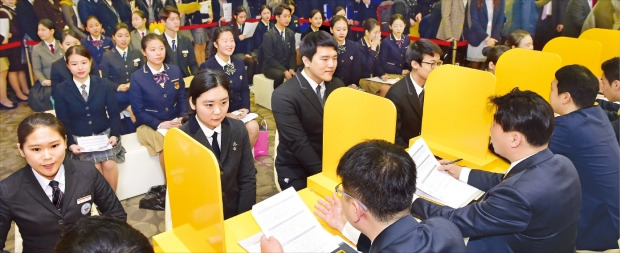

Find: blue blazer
231;23;253;55
129;63;188;129
200;57;250;112
549;106;620;250
81;35;115;67
356;2;378;23
412;149;582;252
334;40;363;86
376;33;410;76
162;33;199;78
52;76;121;146
100;48;144;90
503;0;538;36
253;20;274;54
468;0;505;46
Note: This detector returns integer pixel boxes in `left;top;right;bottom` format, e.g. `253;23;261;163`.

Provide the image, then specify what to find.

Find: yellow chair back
543;36;603;77
495;48;562;101
579;28;620;72
308;88;397;197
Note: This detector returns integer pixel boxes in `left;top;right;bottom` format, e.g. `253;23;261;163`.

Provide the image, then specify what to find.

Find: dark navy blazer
231;23;253;55
52;76;121;146
467;0;505;46
358;38;379;78
162;33;199;78
412;149;582;252
200;57;250;112
334;39;363;86
129;63;188;129
376;33;410;76
252;20;274;54
100;48;144;90
260;27;297;73
81;35;115;67
549;106;620;250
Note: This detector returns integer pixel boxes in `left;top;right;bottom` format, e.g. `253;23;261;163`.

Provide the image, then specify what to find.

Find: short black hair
300;30;338;61
54;216;153;253
602;56;620;84
490;88;554;147
337;140;416;223
555;64;599;109
159;6;180;21
273;4;291;17
405;39;442;65
483;45;510;68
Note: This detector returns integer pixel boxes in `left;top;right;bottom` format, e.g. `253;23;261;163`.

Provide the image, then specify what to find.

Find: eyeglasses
335;183;368;211
421;60;443;68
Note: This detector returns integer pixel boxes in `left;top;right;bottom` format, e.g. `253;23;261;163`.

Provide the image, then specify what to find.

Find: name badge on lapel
133;58;140;66
77;195;92;204
182;50;189;58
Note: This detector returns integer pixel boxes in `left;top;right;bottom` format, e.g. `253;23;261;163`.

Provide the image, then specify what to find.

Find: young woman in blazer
130;10;151;51
50;30;100;92
81;16;115;67
252;5;274;57
0;112;126;252
200;26;259;147
29;19;64;112
376;14;410;96
180;69;256;219
357;18;385;95
301;9;324;40
101;23;144;113
52;45;124;192
466;0;505;69
330;15;363;87
231;6;258;84
129;33;188;174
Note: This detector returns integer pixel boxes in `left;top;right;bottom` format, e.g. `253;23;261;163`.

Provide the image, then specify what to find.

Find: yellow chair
307;88;397;197
542;36;603;77
495;48;562;101
152;129;225;252
411;65;509;173
579;28;620;69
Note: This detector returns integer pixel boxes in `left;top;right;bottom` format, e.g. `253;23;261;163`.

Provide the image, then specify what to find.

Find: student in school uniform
180;69;257;219
252;5;274;58
375;14;410;97
200;26;259;148
29;19;64;112
0;112;126;253
130;10;152;51
53;45;125;192
160;6;198;78
301;10;324;40
0;0;30;109
330;15;363;88
129;33;188;176
94;0;131;36
230;6;258;84
50;30;100;89
101;23;144;113
260;4;297;89
357;18;382;93
81;16;115;67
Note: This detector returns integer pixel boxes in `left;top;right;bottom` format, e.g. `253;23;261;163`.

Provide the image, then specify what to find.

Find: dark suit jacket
260;27;297;73
358;38;379;78
561;0;590;37
271;71;344;183
134;0;164;24
598;99;620;144
53;76;121;146
95;0;131;36
33;0;66;40
15;0;40;41
129;63;188;129
253;20;273;55
468;0;505;46
551;0;568;27
376;33;410;76
0;159;126;252
334;40;363;86
179;116;256;219
162;33;198;77
385;76;422;148
50;57;100;88
368;215;466;253
549;106;620;250
60;3;88;39
412;149;582;252
100;48;144;90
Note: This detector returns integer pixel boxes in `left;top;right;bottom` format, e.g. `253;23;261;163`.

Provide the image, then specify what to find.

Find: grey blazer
436;0;467;40
60;3;87;39
32;40;64;84
130;29;151;51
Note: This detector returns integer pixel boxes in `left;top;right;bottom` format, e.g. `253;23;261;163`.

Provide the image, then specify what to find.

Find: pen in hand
441;158;463;165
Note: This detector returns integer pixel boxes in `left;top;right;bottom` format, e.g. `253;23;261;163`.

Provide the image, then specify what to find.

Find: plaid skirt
72;128;126;163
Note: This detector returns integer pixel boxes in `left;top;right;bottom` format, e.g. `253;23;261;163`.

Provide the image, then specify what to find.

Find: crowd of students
0;0;619;252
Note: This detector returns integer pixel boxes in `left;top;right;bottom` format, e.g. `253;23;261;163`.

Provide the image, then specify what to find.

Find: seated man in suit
385;39;442;147
260;4;297;89
597;57;620;145
548;64;620;251
261;140;467;252
271;31;344;190
160;6;198;78
411;88;582;252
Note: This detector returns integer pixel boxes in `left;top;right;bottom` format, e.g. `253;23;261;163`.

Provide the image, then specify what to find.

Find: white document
240;112;258;123
364;76;399;85
242;21;259;38
249;188;345;252
408;138;485;208
222;3;232;22
238;231;263;253
199;1;211;14
76;135;112;152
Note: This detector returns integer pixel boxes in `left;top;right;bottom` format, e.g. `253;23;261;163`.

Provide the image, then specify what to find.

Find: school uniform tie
223;63;235;75
122;51;126;61
171;39;176;51
81;84;88;101
418;89;424;107
49;44;55;54
211;131;221;160
141;31;145;37
316;85;324;107
280;31;285;44
49;180;63;208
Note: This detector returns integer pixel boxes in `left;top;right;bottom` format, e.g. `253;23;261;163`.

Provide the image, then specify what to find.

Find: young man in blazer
271;31;344;191
385;39;442;148
411;89;582;252
260;4;297;89
160;6;198;78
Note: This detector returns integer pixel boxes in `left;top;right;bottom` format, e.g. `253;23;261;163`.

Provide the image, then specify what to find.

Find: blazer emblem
174;81;180;90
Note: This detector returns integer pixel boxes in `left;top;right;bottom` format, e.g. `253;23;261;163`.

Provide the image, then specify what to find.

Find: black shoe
139;191;165;211
0;103;17;110
16;97;28;103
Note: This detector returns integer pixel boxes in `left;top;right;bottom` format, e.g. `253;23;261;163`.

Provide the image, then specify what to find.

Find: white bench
253;74;274;110
116;132;165;200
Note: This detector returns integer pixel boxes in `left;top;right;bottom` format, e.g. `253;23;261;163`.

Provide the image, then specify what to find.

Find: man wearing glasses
385;39;443;148
260;140;466;252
